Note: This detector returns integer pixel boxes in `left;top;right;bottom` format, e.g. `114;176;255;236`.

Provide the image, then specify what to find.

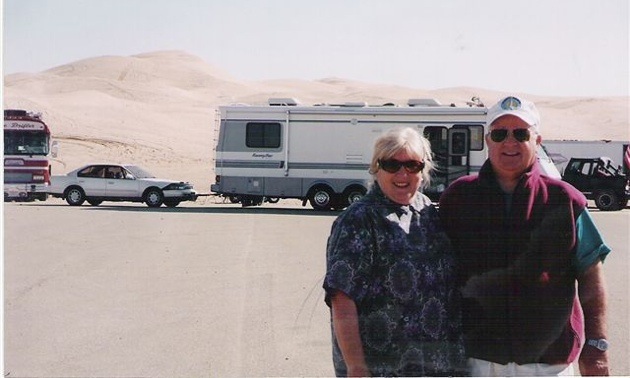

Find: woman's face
375;149;423;205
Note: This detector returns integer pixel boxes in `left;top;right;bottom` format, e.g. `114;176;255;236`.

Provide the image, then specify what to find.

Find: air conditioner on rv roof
407;98;442;107
268;98;300;106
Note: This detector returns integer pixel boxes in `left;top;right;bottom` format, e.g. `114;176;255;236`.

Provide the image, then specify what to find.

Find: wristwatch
586;338;609;351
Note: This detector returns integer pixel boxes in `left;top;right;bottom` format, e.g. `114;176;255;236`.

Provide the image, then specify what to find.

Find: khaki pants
468;358;574;377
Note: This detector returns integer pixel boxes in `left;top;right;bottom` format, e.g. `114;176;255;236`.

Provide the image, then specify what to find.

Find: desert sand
4;50;629;192
3;51;630;376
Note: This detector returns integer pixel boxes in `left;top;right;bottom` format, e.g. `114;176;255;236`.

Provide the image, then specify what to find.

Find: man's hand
579;346;609;376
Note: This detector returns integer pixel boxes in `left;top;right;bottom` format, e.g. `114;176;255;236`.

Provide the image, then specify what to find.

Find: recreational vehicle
211;98;559;210
4;109;58;201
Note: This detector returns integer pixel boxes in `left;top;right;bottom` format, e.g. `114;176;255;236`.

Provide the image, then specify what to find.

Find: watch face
588;339;609;351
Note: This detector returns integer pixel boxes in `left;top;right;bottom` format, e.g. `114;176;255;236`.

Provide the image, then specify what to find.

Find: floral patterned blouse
324;183;466;376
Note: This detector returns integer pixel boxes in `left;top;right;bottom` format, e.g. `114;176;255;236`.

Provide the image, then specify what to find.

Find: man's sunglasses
489;128;532;143
378;159;425;174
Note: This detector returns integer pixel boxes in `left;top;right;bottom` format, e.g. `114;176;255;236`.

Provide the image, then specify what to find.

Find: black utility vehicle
562;157;630;211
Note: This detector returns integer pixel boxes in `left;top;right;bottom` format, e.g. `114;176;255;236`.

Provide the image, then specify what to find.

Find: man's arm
331;291;370;377
577;261;609;376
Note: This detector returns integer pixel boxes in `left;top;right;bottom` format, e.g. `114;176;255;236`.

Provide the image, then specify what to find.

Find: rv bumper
4;183;49;201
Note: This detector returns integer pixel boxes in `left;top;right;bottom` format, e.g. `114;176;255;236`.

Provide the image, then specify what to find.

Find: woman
323;127;466;377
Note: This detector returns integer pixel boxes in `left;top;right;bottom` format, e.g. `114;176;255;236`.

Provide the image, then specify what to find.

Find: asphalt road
4;200;629;377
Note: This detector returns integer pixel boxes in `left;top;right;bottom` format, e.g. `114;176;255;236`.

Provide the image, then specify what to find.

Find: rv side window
452;124;484;151
246;122;281;148
468;125;484;151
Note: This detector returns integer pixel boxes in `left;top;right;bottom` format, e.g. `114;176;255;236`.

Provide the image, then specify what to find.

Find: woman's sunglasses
489;128;532;143
378;159;425;174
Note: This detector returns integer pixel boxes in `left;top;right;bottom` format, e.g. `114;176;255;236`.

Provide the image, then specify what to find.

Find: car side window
78;166;105;178
105;166;125;179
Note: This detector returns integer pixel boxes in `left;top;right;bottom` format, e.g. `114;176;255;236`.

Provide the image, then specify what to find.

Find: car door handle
107;181;115;184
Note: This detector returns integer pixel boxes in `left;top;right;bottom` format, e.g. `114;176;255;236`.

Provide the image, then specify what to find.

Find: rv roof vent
407;98;442;107
340;102;368;107
268;98;300;106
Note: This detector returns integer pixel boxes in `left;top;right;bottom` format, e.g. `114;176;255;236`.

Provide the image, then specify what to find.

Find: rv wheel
164;200;181;207
343;186;367;206
309;186;334;211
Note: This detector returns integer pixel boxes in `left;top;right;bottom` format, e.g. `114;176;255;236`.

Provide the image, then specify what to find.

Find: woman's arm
331;290;370;377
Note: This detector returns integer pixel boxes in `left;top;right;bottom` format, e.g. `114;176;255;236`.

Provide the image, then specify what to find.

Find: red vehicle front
4;109;57;201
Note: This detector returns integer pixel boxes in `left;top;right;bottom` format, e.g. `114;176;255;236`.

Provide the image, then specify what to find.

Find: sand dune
4;50;629;192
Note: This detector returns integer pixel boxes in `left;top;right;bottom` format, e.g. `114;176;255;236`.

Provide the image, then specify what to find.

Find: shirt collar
478;160;542;191
369;181;428;213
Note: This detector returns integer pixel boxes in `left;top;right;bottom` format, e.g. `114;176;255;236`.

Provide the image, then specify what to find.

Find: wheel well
142;186;162;197
308;184;335;197
343;184;367;196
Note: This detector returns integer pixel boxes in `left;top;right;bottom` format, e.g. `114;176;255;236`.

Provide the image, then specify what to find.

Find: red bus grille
4;172;42;183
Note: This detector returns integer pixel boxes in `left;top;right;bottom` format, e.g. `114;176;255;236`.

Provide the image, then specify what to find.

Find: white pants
468;357;575;377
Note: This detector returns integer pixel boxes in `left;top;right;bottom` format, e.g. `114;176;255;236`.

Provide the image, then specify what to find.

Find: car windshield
125;165;155;179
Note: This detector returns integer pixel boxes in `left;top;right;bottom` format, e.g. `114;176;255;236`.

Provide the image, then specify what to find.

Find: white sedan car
49;164;197;207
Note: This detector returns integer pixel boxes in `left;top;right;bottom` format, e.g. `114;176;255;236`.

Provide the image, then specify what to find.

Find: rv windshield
4;130;50;155
125;165;155;179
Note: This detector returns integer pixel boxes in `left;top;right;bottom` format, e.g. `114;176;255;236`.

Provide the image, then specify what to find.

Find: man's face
486;114;541;179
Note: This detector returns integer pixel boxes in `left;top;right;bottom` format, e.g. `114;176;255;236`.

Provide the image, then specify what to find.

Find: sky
2;0;629;97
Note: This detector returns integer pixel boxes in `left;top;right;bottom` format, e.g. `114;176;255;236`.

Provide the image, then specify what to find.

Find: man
439;96;611;376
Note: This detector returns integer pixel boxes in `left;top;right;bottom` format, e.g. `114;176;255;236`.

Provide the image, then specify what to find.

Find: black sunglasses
378;159;425;174
489;128;532;143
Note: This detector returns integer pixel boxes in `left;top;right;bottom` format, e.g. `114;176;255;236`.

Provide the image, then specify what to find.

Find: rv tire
164;200;181;207
241;195;263;207
309;186;334;211
342;186;367;206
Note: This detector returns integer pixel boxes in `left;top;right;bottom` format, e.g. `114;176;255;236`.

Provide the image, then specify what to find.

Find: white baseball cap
487;96;541;131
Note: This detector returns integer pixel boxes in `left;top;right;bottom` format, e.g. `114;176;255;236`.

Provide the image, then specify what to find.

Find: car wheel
164;200;180;207
144;188;164;207
87;199;103;206
65;187;86;206
308;186;335;211
594;190;619;211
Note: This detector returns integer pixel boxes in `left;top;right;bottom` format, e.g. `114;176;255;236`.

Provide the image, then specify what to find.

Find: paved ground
4;199;629;377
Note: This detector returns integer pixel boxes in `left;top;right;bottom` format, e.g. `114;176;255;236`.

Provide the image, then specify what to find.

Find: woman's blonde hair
369;127;434;189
